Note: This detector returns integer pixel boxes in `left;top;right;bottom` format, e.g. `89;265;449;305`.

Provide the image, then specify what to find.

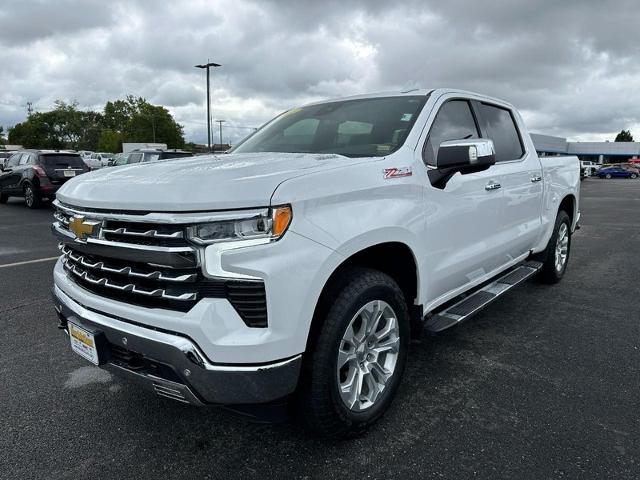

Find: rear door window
476;103;524;162
128;153;143;164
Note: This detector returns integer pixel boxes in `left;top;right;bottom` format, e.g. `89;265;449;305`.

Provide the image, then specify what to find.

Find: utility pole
26;102;33;116
194;60;221;152
215;120;226;148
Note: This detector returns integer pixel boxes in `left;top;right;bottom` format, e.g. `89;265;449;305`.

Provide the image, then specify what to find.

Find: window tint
143;153;161;162
477;104;524;162
128;153;143;164
424;100;479;166
232;96;427;158
41;154;85;168
160;152;192;159
8;154;21;167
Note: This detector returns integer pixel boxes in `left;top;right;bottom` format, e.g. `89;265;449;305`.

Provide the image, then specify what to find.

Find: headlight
187;206;292;244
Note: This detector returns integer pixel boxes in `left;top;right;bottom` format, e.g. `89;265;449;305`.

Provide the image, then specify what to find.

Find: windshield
231;96;427;158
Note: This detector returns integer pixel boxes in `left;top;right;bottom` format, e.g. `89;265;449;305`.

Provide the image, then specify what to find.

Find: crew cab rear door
474;102;543;260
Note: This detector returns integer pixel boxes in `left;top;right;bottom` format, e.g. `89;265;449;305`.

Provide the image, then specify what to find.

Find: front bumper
52;285;302;405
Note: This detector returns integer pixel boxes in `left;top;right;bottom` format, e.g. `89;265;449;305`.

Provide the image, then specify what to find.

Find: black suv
0;150;89;208
111;149;193;166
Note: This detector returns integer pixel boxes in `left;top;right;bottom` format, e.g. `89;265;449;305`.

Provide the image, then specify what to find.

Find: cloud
1;0;639;144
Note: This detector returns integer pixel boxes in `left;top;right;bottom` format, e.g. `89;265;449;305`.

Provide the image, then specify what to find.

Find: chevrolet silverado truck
51;89;580;437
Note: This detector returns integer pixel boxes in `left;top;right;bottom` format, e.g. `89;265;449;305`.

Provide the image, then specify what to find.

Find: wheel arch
305;241;421;352
558;194;576;226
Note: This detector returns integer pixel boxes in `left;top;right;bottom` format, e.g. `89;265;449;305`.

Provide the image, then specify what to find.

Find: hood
56;152;363;211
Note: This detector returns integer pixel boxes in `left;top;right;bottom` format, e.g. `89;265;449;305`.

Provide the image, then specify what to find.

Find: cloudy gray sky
1;0;639;144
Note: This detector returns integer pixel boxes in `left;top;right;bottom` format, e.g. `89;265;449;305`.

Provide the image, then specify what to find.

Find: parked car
91;152;114;167
77;150;94;159
111;148;192;166
0;150;89;207
598;166;638;179
580;160;598;177
0;151;13;170
51;89;580;437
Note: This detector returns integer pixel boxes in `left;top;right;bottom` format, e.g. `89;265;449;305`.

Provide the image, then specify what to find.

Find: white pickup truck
51;89;580;437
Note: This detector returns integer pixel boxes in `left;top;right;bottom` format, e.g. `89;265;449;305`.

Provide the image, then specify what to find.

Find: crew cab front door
420;98;507;305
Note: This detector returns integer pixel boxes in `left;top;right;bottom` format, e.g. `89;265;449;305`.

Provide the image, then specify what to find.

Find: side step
424;261;543;333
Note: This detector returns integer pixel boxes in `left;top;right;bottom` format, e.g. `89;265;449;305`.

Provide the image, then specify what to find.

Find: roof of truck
302;88;517;111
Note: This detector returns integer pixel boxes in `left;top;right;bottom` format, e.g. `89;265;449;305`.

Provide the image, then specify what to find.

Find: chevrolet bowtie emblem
68;216;100;241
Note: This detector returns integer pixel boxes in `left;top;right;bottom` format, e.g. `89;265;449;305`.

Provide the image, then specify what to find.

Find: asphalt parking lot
1;179;639;479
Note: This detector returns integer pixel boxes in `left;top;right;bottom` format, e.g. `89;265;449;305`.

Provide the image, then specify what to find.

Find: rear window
41;154;86;168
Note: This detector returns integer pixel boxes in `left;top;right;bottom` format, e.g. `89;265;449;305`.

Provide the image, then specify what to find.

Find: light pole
194;60;221;152
215;119;226;148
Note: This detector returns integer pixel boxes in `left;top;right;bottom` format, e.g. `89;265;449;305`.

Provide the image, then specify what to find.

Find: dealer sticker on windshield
68;322;99;365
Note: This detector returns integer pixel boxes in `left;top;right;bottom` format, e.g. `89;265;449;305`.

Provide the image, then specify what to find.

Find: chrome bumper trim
52;285;301;404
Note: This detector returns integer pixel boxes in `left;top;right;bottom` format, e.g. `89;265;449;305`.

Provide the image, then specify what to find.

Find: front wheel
630;173;638;179
297;268;410;438
605;173;612;179
536;210;572;284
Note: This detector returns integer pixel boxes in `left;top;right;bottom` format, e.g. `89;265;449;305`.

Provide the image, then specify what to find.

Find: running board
424;261;543;333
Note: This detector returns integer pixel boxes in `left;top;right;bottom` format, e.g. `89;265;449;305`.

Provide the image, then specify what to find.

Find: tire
631;174;637;179
297;268;410;438
605;173;612;179
0;191;8;204
536;210;571;284
24;184;41;209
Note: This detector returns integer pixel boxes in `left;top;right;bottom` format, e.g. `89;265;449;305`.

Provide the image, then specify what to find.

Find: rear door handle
531;175;542;183
485;181;501;191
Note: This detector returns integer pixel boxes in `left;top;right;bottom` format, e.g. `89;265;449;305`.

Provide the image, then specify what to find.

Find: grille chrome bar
61;245;197;282
62;258;197;301
53;199;269;225
102;227;184;239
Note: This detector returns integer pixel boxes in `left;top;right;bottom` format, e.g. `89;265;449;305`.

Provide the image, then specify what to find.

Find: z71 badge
383;167;412;179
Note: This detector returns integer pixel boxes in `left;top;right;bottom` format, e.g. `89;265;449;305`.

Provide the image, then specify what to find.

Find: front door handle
531;175;542;183
485;181;502;191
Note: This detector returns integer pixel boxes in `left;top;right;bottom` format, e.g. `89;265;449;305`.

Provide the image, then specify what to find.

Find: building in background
531;133;640;164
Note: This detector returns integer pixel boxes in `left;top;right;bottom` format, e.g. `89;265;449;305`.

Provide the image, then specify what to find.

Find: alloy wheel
25;186;34;207
555;223;569;272
336;300;400;412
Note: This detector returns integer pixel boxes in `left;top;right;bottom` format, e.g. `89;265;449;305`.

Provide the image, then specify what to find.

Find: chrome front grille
61;247;199;301
52;201;268;325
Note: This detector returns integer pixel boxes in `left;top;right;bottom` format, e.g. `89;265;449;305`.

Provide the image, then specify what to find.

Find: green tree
7;96;184;150
0;126;6;145
104;96;185;148
614;129;634;142
98;129;123;153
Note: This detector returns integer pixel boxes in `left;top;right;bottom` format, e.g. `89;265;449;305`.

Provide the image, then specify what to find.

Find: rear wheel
297;268;410;438
605;173;612;179
631;173;638;179
536;210;571;284
24;184;41;209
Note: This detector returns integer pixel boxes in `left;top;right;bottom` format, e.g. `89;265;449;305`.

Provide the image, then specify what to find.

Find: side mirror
428;139;496;189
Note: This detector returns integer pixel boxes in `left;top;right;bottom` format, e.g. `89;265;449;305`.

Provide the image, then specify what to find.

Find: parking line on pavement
0;256;59;269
